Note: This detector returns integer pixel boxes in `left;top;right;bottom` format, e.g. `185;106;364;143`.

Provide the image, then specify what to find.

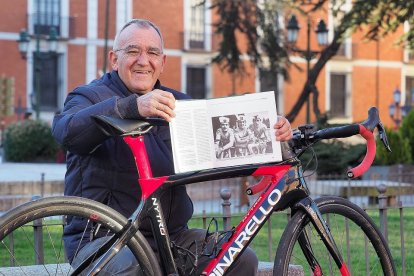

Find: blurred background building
0;0;413;128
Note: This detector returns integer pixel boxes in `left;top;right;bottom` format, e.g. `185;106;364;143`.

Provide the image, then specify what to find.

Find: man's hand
274;116;293;141
137;89;176;121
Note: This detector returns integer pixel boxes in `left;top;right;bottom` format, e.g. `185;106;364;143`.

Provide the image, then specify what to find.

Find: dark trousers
71;228;258;275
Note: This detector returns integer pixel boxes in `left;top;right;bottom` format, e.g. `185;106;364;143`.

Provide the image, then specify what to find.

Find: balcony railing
181;31;221;52
27;13;76;39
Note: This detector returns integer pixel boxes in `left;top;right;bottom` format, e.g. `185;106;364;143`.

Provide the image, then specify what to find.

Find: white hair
113;19;164;50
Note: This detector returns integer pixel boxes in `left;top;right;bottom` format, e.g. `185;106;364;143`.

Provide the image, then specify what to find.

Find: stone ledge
258;261;304;276
0;263;71;275
0;193;63;213
0;262;303;275
0;180;64;195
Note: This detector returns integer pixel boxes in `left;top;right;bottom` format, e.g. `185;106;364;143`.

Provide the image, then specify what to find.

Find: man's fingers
137;90;176;121
154;101;175;121
155;90;176;110
274;116;293;141
276;130;292;141
276;122;293;141
275;116;287;127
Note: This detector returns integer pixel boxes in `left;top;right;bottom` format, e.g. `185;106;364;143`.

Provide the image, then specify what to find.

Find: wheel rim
0;197;160;276
289;206;390;275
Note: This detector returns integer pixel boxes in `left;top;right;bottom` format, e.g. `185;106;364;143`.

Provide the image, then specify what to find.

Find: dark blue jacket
52;71;193;262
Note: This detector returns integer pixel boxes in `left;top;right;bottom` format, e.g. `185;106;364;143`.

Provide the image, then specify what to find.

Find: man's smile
133;70;152;75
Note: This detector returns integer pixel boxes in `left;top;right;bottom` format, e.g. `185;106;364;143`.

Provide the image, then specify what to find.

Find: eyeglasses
114;45;163;61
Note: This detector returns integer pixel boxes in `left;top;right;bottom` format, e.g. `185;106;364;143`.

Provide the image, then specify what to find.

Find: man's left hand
274;116;293;142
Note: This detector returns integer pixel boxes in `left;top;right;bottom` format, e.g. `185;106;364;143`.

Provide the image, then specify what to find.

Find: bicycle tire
274;196;396;276
0;196;162;276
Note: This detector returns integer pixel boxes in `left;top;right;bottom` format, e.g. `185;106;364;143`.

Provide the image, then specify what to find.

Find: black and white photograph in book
212;112;273;160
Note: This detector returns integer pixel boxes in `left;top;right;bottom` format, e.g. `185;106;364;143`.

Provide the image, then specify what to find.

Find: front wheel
0;196;162;276
274;196;396;275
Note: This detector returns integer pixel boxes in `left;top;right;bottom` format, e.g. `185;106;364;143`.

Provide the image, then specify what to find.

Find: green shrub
400;110;414;162
299;139;366;176
3;119;59;162
375;127;412;165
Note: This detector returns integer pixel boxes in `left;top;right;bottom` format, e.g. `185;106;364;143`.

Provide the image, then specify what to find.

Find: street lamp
286;14;329;124
16;27;58;119
389;87;412;129
17;29;30;59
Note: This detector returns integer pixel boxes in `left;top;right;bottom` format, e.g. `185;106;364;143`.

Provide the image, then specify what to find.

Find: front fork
294;197;350;276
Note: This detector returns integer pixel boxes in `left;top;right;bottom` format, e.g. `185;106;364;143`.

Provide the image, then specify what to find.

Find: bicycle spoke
27;226;52;275
0;196;161;276
1;240;29;275
23;223;54;276
287;212;388;275
0;217;73;275
72;218;91;263
44;224;66;275
325;214;334;274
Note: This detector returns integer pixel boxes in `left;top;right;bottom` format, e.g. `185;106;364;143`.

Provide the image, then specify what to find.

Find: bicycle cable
301;144;318;179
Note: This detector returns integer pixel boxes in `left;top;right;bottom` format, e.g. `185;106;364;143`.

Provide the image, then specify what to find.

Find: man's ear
109;51;118;70
160;54;166;74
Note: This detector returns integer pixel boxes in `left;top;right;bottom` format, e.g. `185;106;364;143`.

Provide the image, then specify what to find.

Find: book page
170;91;282;173
169;100;213;173
207;91;282;169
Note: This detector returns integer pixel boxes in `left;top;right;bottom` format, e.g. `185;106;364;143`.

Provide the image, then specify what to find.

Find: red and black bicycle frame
119;135;351;275
83;107;389;275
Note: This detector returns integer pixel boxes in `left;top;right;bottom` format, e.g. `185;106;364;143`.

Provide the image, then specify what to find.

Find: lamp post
286;14;328;124
17;26;58;120
389;87;412;129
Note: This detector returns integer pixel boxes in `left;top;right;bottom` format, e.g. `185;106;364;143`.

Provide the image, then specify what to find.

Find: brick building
0;0;260;126
285;1;414;127
0;0;412;129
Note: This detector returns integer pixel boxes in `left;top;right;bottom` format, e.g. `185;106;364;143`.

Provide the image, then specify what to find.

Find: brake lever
377;122;392;152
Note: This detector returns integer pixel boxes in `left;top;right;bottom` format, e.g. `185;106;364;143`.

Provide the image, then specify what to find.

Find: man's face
253;118;261;127
238;120;246;129
109;25;166;94
221;121;229;131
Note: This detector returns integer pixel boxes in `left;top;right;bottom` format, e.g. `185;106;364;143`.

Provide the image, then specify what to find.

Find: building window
33;0;61;36
330;73;348;118
406;76;414;106
259;70;277;92
34;53;59;111
189;0;206;49
408;49;414;62
186;66;207;99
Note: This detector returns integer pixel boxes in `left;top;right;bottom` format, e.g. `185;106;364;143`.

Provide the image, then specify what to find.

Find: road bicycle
0;107;396;275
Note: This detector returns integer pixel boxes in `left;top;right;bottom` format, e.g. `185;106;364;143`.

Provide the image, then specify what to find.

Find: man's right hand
136;89;176;121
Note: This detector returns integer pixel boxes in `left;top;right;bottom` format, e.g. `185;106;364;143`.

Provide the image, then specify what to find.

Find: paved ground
0;162;66;182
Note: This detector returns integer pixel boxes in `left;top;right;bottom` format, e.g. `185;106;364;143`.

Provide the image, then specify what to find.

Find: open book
169;91;282;173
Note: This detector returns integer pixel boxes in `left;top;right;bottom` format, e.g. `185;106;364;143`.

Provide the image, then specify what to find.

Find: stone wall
0;180;64;213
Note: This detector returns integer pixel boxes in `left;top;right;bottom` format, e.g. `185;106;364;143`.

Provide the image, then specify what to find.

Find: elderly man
53;19;293;275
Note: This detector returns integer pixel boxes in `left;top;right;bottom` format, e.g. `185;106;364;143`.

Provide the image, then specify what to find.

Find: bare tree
211;0;414;123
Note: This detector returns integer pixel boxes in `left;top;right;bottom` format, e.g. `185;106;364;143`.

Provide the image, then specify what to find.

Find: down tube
202;171;289;275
